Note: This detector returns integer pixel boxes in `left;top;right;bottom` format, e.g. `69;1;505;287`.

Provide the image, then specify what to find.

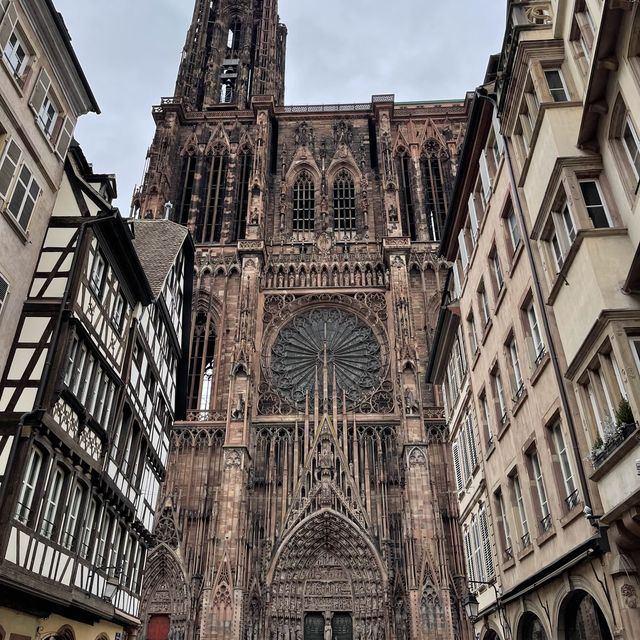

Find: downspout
475;88;595;512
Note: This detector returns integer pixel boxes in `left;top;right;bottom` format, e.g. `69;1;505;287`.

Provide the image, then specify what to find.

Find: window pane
545;69;568;102
623;119;640;179
579;181;609;228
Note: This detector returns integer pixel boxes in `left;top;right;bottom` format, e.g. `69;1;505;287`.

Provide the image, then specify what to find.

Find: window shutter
479;507;495;578
0;272;9;313
452;261;462;299
0;3;17;51
468;194;479;240
463;529;474;582
29;67;51;115
452;441;463;492
458;230;469;270
492;113;505;155
479;150;492;199
0;139;21;199
466;413;478;468
55;117;74;159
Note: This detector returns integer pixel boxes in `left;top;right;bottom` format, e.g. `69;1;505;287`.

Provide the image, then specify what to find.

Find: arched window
561;590;612;640
518;612;548;640
293;171;315;233
421;140;452;242
177;152;197;225
333;169;356;232
227;17;241;55
188;311;217;412
398;152;417;240
197;148;228;243
232;148;252;242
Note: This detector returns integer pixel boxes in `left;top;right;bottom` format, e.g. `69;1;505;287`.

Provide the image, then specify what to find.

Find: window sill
529;351;550;386
1;204;30;243
560;502;585;529
502;556;516;572
517;544;534;562
481;319;493;345
535;526;556;548
485;439;496;460
471;348;481;372
547;227;628;305
494;285;507;315
508;241;524;276
512;388;528;417
497;417;511;442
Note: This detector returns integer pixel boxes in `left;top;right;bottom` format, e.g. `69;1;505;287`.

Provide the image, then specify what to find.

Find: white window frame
40;466;64;539
578;179;612;229
16;448;42;524
552;423;577;501
6;162;40;230
513;473;530;542
531;450;551;525
544;68;570;102
62;483;83;550
509;338;524;395
622;114;640;181
527;301;545;361
89;251;106;297
3;28;28;77
506;209;521;252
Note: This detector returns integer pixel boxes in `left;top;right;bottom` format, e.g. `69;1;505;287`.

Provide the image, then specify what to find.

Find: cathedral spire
174;0;287;111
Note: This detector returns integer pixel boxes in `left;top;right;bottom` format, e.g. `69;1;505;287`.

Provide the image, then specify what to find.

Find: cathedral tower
135;2;473;639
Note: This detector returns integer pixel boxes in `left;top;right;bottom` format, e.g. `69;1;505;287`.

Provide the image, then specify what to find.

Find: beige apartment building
428;1;640;639
0;0;98;377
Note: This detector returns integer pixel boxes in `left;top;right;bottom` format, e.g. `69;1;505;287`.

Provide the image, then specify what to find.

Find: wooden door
147;615;171;640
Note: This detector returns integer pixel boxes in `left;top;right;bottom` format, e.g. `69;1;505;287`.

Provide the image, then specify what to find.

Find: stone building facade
0;0;99;379
133;1;474;639
428;1;640;640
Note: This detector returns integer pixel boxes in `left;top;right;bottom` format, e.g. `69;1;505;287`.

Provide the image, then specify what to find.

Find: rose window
270;308;383;410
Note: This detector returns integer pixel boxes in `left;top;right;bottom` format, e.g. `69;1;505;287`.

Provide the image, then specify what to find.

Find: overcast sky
53;0;507;211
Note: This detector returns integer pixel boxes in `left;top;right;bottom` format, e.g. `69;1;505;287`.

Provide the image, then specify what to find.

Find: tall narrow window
40;467;65;539
293;171;315;233
80;498;97;559
508;337;524;398
16;448;42;524
496;490;513;559
399;153;417;240
226;17;241;55
530;450;551;531
513;473;530;547
333;169;356;232
188;311;217;412
233;149;252;241
544;69;569;102
62;483;84;550
198;150;228;243
623;115;640;180
506;208;522;253
526;301;545;363
178;153;197;225
421;142;451;241
552;423;578;509
579;180;611;229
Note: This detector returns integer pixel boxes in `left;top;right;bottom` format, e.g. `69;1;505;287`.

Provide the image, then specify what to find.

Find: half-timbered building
0;142;193;640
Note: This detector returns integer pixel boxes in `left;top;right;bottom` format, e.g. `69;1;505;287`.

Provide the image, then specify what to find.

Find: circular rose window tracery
270;307;384;410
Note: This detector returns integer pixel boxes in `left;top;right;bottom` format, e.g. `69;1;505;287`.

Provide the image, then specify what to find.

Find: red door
147;615;171;640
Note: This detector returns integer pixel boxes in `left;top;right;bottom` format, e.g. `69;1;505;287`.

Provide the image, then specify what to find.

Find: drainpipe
475;88;595;513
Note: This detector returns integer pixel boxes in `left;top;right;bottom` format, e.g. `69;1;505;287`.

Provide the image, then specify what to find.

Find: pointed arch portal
268;509;386;640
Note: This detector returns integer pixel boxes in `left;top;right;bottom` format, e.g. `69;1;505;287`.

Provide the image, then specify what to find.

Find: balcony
590;421;638;472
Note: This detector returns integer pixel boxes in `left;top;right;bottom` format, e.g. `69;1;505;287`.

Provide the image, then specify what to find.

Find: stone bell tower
135;1;473;640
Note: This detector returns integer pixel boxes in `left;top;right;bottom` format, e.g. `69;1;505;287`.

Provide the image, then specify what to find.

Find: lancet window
421;141;452;242
197;147;228;243
398;152;417;240
232;148;252;242
293;170;315;233
188;311;217;412
333;169;356;232
226;17;241;55
177;152;197;225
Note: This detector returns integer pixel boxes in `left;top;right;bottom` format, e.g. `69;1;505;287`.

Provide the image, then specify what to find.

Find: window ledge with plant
589;397;637;472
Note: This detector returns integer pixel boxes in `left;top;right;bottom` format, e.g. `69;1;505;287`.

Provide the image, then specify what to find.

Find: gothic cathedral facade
133;2;472;639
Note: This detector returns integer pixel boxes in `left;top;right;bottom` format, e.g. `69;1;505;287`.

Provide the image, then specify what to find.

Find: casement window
333;169;356;233
112;290;126;332
506;208;522;254
6;162;40;230
545;197;576;273
530;450;551;531
512;473;531;547
496;489;513;560
80;498;97;559
468;194;480;243
467;313;478;355
61;483;84;550
0;271;8;316
40;466;65;539
470;515;485;582
30;68;74;158
490;247;504;295
479;506;495;578
492;368;508;426
544;68;569;102
507;337;524;398
552;423;579;509
132;543;144;592
579;180;611;228
478;282;490;328
463;528;474;583
622;115;640;181
525;301;545;364
0;4;33;85
550;231;564;271
480;392;494;446
0;138;21;200
121;534;133;588
3;30;27;76
96;510;112;567
478;150;493;201
89;250;107;297
293;170;315;233
15;448;42;524
108;524;123;574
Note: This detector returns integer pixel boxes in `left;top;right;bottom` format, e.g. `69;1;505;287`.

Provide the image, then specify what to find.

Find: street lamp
463;580;511;640
102;567;121;603
463;591;480;621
